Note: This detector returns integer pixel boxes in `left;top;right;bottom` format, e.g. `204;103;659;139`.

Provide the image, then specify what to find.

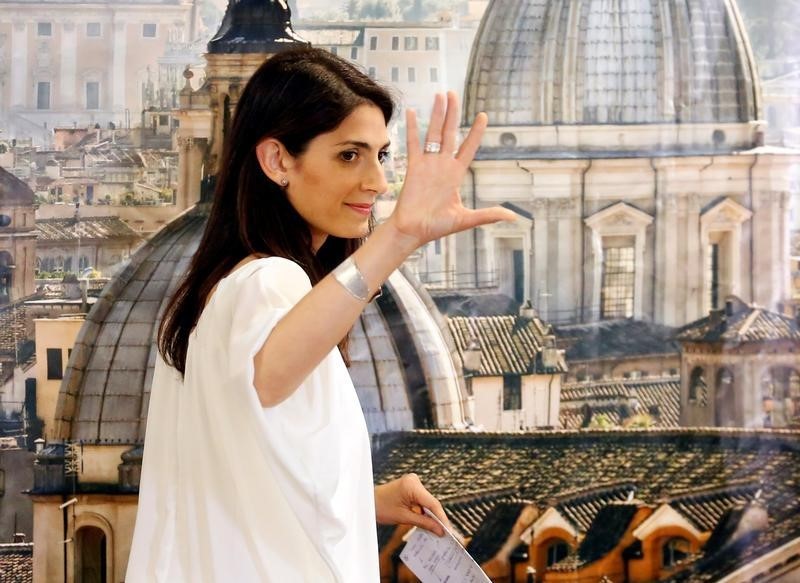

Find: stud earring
280;177;289;187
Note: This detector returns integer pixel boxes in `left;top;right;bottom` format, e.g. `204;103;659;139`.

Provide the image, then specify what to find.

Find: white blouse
126;257;380;582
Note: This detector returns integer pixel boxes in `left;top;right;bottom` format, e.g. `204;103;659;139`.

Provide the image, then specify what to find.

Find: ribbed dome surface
464;0;761;126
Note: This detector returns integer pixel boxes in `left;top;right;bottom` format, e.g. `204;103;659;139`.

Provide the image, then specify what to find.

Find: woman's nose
362;159;389;194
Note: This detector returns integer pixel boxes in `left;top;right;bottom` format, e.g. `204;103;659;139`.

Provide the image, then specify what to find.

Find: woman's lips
346;204;372;216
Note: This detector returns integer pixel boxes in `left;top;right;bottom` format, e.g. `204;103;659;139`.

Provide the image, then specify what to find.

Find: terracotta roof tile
560;378;681;428
0;543;33;583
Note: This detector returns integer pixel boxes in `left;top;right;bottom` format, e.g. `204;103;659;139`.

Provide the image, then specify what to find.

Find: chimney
519;300;537;319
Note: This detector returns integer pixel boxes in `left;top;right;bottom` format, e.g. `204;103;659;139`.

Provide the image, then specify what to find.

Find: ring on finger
423;141;442;154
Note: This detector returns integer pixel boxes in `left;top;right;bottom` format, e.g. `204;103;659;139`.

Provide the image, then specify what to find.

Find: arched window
715;368;736;426
688;367;707;406
546;539;569;566
662;536;690;567
763;367;800;427
75;526;107;583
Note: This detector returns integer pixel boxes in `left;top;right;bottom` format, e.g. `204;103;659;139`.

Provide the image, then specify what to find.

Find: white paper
399;508;492;583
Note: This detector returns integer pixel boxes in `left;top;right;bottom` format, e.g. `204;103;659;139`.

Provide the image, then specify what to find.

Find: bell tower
175;0;309;210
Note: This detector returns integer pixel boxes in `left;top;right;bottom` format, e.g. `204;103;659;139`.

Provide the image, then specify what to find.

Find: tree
346;0;360;19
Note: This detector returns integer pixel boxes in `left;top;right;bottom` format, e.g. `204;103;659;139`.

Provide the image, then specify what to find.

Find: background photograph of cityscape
0;0;799;581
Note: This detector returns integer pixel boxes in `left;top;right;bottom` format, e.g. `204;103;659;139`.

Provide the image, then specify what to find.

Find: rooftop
448;314;566;376
560;377;681;428
676;296;800;345
35;217;143;243
373;429;800;580
0;167;35;206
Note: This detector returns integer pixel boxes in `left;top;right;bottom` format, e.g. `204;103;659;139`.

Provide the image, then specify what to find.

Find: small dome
464;0;761;126
207;0;309;55
0;167;35;206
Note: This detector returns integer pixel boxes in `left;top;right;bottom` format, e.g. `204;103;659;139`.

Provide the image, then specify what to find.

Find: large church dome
53;206;469;444
464;0;761;127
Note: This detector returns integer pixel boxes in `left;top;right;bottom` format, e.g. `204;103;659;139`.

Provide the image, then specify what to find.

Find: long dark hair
159;47;395;375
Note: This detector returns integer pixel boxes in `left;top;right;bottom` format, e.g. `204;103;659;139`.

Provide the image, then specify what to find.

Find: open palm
387;91;517;247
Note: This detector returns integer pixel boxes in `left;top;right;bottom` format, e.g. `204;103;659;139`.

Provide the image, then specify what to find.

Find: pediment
700;197;752;228
520;506;577;544
632;503;702;541
585;202;654;231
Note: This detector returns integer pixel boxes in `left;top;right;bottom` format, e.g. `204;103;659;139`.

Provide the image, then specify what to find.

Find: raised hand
386;91;518;248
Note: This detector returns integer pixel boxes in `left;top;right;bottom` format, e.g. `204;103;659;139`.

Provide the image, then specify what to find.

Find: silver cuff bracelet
332;256;371;302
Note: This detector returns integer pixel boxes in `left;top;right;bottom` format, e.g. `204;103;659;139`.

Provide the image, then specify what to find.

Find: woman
125;47;516;582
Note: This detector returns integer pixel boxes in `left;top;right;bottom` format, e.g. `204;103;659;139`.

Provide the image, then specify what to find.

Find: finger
456;112;488;164
424;93;446;146
440;91;460;154
399;509;446;537
460;206;519;231
409;483;452;533
406;109;421;159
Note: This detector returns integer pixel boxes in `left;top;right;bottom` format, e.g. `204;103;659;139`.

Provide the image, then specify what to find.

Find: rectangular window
434;238;441;255
404;36;418;50
600;243;635;319
391;36;399;50
503;375;522;410
37;22;52;37
86;81;99;110
430;67;438;83
408;67;415;82
330;46;338;56
391;67;399;82
369;36;377;50
46;348;63;380
513;249;524;303
142;23;157;38
350;46;358;60
86;22;101;37
709;243;720;310
368;67;376;79
425;36;439;50
37;82;51;110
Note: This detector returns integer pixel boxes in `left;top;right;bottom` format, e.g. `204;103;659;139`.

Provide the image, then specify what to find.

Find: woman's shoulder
232;255;309;283
223;255;312;298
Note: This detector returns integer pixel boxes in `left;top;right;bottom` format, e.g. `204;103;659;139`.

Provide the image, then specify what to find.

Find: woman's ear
255;138;294;186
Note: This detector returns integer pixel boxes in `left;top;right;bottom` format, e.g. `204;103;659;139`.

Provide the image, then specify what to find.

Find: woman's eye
378;150;390;164
340;151;358;162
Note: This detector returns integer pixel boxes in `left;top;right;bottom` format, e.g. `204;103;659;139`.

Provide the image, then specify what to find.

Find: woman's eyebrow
335;140;392;150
